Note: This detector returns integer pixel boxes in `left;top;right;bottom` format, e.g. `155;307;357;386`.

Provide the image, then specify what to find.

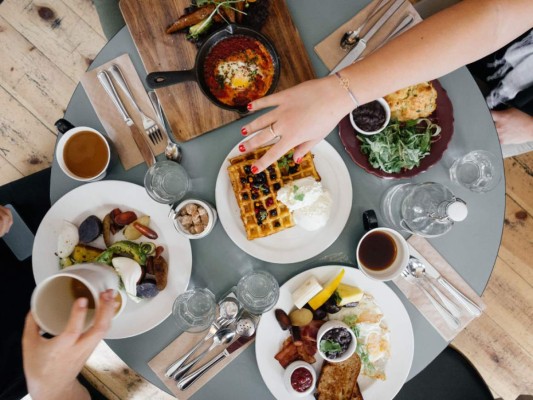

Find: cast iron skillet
146;24;281;114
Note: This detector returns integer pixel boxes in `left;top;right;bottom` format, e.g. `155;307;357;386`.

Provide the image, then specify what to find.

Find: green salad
358;118;441;173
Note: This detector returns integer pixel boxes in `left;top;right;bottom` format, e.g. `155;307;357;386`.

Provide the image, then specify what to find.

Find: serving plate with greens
339;80;454;179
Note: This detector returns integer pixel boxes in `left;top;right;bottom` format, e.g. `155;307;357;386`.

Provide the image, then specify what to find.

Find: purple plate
339;80;454;179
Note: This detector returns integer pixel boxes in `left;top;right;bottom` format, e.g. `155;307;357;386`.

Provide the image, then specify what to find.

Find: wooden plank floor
2;1;532;399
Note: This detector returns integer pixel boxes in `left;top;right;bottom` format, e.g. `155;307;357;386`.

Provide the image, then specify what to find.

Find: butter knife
97;70;156;167
177;336;253;391
422;261;482;317
331;0;406;74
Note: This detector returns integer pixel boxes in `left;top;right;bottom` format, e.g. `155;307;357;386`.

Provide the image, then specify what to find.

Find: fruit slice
336;283;364;306
308;269;345;310
292;276;323;309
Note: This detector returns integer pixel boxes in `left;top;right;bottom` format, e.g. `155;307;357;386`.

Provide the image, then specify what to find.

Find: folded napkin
148;328;255;399
81;53;166;170
314;0;422;71
393;236;485;341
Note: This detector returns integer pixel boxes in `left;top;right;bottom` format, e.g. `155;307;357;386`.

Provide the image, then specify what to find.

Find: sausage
133;222;158;239
166;4;216;34
114;211;137;226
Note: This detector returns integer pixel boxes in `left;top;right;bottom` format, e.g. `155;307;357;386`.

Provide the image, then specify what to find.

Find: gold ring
269;124;280;140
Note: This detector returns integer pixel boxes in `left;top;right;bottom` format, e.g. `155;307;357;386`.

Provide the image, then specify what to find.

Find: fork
401;268;460;330
165;317;229;379
108;64;163;145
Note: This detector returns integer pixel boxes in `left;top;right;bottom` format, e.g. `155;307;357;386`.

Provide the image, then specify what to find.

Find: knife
331;0;406;74
97;70;156;167
177;335;254;391
422;259;482;317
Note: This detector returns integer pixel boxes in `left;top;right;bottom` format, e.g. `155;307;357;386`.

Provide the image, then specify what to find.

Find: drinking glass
236;270;280;315
144;160;189;204
172;288;216;333
449;150;501;193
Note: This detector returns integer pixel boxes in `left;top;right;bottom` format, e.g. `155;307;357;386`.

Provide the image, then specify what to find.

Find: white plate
32;181;192;339
215;140;352;263
255;265;414;400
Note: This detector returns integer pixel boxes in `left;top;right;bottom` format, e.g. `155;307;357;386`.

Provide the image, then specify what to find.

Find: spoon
147;90;182;162
341;0;390;50
408;257;462;319
173;328;236;381
177;317;257;390
410;257;482;317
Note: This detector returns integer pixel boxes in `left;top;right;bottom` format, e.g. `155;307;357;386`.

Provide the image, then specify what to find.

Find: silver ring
269;124;280;140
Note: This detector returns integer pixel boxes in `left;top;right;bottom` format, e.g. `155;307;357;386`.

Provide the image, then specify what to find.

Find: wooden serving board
120;0;316;142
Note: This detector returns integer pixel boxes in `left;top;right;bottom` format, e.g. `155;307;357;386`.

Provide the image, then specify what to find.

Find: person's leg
94;0;125;40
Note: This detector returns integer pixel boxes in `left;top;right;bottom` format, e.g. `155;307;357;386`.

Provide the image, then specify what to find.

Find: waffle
228;146;321;240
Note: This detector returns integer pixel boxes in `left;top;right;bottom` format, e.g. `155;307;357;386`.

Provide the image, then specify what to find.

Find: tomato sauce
290;367;313;392
203;35;275;107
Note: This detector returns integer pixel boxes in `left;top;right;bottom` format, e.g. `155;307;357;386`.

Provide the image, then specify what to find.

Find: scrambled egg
216;60;260;90
384;81;438;121
328;293;390;380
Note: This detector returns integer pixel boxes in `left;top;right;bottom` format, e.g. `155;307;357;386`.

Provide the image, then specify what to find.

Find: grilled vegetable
123;215;150;240
78;215;102;243
133;222;158;239
289;308;313;327
103;214;113;248
71;244;104;263
166;4;216;34
114;211;138;226
275;309;291;330
96;240;147;266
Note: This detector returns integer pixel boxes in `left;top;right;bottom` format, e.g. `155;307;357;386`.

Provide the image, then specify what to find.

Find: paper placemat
148;330;255;399
81;53;166;170
393;235;485;341
314;0;422;71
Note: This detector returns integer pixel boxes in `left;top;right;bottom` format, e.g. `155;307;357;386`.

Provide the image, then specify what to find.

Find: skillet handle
146;70;196;89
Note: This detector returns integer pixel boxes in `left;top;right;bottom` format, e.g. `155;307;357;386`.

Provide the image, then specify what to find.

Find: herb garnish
358;118;441;173
320;339;342;354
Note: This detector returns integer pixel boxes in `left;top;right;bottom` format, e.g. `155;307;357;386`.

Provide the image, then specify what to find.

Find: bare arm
242;0;533;171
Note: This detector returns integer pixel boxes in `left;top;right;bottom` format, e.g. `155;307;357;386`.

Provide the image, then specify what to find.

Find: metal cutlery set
332;0;415;74
401;256;482;330
96;64;181;166
165;296;258;391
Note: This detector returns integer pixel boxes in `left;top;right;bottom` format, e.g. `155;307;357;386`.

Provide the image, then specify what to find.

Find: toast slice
316;353;363;400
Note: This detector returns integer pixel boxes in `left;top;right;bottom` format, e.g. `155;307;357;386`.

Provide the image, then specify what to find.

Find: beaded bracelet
335;72;360;109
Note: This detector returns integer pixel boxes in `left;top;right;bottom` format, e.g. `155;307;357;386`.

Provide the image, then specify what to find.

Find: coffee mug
56;126;111;182
31;263;126;336
356;227;409;281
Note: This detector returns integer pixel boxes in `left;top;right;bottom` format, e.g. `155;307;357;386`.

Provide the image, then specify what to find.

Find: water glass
449;150;501;193
172;288;216;333
236;270;280;315
144;160;189;204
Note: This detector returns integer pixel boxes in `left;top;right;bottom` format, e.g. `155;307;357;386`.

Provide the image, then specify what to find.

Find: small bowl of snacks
317;320;356;363
349;97;391;135
283;360;316;397
171;199;217;239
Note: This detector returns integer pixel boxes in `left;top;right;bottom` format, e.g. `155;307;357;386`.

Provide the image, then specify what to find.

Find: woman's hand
240;75;355;172
22;289;117;400
0;205;13;237
491;108;533;145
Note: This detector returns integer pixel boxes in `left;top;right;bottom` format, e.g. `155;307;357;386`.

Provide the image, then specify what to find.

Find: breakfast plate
32;181;192;339
255;265;414;399
339;80;454;179
215;140;352;264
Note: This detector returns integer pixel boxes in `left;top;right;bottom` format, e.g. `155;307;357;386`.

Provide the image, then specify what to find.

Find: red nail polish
239;144;246;153
247;103;253;111
241;127;248;136
296;157;302;164
251;166;258;174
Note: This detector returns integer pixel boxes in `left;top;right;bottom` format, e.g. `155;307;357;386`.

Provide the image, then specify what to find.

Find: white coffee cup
31;263;126;336
356;227;409;281
56;126;111;182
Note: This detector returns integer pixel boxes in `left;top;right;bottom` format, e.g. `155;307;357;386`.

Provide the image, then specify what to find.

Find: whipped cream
277;177;332;231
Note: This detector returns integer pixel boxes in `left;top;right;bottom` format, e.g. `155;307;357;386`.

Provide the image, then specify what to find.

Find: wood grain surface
120;0;315;142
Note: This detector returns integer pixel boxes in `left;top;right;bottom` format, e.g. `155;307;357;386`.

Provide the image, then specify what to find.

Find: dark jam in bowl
320;327;352;359
352;100;387;132
291;367;313;393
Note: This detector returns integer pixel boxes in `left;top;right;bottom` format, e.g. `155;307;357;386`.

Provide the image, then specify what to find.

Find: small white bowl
171;199;217;239
316;320;357;363
283;361;316;397
349;97;391;135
